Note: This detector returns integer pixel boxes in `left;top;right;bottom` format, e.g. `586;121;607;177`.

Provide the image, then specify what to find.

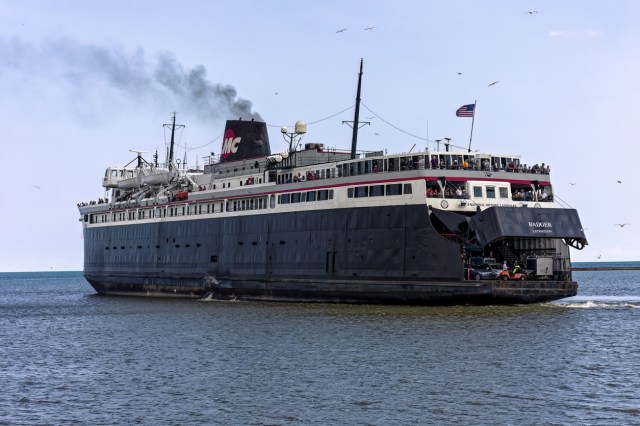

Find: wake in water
550;296;640;309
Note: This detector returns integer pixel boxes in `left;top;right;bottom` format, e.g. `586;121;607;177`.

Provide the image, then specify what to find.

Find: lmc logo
221;129;241;159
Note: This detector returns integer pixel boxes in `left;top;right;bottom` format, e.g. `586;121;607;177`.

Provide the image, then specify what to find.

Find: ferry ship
78;62;587;304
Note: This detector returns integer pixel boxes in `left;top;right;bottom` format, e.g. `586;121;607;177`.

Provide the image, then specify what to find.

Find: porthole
440;200;449;209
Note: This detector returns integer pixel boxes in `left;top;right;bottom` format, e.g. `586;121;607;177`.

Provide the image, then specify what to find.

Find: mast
164;112;185;171
350;59;364;160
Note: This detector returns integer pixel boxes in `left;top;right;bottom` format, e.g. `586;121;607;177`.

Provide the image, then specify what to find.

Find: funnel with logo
219;120;271;163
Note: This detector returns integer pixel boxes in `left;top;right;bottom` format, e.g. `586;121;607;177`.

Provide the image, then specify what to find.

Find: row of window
347;183;413;198
277;190;334;204
86;188;342;224
472;185;509;199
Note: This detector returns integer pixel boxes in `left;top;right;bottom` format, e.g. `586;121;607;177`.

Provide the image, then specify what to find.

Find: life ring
440;200;449;209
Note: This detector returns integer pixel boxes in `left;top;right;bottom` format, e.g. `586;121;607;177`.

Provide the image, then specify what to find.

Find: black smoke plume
0;37;262;121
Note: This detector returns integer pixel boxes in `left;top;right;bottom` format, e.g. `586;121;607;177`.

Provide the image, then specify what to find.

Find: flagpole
467;100;476;152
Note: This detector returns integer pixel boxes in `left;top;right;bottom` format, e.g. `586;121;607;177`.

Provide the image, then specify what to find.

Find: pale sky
1;0;639;271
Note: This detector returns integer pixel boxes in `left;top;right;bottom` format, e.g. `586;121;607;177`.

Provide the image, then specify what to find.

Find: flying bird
617;180;622;183
488;81;500;87
457;72;463;75
597;254;602;259
336;28;347;33
614;223;631;227
33;185;41;190
526;10;538;14
569;182;577;186
364;26;376;31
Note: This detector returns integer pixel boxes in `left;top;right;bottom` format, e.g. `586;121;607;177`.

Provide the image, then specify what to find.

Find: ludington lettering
528;221;553;228
221;129;241;159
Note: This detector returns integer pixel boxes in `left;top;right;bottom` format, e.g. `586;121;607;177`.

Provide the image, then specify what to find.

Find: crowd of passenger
425;185;552;202
77;198;109;207
427;156;550;174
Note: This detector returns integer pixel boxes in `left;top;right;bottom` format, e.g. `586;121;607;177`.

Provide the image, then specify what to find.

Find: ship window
291;193;301;203
318;190;330;201
473;186;483;197
270;195;276;208
486;186;496;199
499;187;509;198
403;183;412;194
211;255;218;263
354;186;368;198
329;190;333;200
279;194;291;204
370;185;384;197
347;188;354;198
386;184;402;196
307;191;316;202
388;158;396;171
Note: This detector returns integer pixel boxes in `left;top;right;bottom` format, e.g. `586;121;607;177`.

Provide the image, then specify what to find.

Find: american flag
456;104;475;117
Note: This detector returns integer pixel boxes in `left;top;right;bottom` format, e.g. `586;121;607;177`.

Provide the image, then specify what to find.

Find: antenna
129;149;147;168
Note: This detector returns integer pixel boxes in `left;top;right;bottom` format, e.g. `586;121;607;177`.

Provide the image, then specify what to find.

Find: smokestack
219;120;271;163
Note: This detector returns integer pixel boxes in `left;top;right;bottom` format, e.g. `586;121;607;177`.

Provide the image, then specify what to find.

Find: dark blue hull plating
83;204;578;304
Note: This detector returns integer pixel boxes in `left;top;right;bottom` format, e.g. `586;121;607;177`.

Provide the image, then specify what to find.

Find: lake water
1;266;639;425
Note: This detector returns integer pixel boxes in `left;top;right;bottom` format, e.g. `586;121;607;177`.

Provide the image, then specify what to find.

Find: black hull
83;204;577;305
86;275;578;305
